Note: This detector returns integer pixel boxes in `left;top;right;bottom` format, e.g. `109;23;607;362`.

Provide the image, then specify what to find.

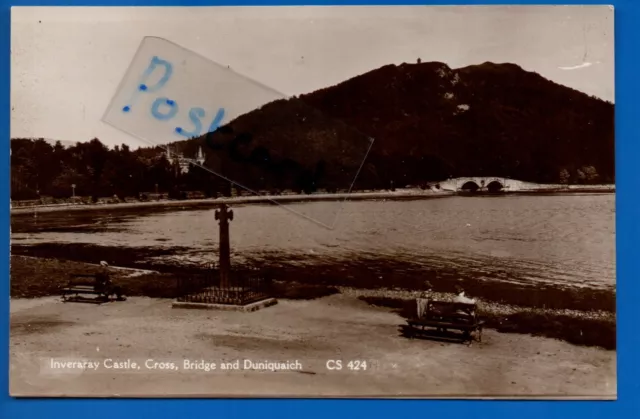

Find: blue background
1;0;637;417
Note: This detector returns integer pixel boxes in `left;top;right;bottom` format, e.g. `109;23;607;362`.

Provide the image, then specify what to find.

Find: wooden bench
406;300;484;343
61;274;110;302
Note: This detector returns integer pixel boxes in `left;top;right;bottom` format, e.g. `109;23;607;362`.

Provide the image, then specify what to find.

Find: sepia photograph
10;5;615;398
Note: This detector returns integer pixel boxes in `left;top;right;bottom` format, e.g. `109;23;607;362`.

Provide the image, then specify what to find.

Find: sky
11;5;614;148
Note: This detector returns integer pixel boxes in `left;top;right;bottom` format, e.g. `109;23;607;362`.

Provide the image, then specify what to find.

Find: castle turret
164;145;174;165
196;146;205;165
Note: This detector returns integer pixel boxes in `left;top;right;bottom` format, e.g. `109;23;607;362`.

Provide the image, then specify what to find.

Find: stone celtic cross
215;203;233;288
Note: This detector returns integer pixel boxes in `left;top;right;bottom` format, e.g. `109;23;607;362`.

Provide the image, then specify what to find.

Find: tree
53;140;65;155
576;165;599;184
576;168;586;184
558;168;570;184
11;146;36;198
148;155;174;192
52;165;83;197
582;166;599;183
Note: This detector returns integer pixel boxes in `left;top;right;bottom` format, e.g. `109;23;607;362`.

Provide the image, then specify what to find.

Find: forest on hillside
10;61;614;200
176;61;615;193
10;138;227;200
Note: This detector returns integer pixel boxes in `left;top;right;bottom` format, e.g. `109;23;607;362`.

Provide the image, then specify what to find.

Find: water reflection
11;194;615;290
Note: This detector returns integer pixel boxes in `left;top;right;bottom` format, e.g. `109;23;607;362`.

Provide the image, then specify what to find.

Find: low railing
176;272;270;305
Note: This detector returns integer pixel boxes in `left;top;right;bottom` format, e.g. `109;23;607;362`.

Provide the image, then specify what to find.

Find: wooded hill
173;60;614;193
11;61;614;199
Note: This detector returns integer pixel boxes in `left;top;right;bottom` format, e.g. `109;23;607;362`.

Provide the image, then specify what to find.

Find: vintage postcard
10;5;615;398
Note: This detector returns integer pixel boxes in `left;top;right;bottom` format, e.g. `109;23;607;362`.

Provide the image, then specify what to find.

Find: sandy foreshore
9;255;617;351
10;185;614;215
9;294;616;398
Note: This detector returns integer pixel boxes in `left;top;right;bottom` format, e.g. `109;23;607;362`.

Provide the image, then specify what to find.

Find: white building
163;146;206;174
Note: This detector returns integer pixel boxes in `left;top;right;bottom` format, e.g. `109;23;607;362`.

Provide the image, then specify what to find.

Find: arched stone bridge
435;177;535;193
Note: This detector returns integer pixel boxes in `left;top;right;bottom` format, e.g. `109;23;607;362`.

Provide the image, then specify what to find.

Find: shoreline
11;186;615;215
9;254;616;350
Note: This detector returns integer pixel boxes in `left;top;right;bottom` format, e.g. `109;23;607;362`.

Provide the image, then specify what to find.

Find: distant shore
10;185;615;215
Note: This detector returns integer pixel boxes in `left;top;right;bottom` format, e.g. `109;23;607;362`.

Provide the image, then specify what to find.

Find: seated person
95;261;127;301
454;290;476;305
453;286;476;318
416;280;434;318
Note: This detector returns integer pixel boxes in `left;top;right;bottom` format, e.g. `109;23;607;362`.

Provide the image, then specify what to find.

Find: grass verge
345;288;615;350
10;255;179;299
10;255;340;301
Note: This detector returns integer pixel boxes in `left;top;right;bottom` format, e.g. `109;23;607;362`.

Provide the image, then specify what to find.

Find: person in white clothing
454;290;476;304
452;286;477;323
416;280;433;318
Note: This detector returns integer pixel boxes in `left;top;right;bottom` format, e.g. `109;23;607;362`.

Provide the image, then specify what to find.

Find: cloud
558;61;601;71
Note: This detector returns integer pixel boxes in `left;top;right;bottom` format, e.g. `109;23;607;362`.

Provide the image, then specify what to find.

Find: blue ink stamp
102;36;373;228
